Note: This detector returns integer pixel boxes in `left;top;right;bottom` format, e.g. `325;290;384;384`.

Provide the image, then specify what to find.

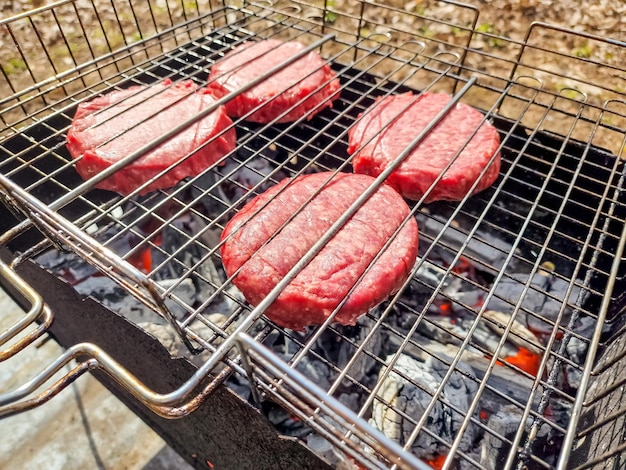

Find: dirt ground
1;0;623;100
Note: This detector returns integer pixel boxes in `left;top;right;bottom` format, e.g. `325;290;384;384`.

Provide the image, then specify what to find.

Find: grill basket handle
0;259;53;361
0;258;231;419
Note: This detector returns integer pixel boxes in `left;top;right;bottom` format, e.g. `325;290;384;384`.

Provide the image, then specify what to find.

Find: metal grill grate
1;1;625;469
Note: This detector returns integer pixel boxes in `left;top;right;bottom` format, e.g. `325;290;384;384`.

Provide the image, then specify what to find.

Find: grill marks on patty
207;39;340;123
66;79;236;196
65;42;504;331
220;172;419;330
67;40;341;195
348;92;501;202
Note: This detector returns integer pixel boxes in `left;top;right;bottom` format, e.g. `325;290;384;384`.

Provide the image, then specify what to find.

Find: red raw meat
348;92;501;202
66;79;236;196
208;39;340;123
220;172;418;330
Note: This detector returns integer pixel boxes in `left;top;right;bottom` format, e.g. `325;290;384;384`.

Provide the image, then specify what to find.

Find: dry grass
0;0;624;151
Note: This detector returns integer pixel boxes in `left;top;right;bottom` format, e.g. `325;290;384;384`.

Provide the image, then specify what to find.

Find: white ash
413;257;450;291
137;321;211;365
487;270;587;334
405;309;538;365
370;354;480;460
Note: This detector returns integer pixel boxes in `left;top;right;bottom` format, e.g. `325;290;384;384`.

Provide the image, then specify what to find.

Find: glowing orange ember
439;302;452;316
425;454;447;470
452;256;473;274
127;246;152;274
503;347;541;376
140;247;152;273
348;457;369;470
527;324;563;340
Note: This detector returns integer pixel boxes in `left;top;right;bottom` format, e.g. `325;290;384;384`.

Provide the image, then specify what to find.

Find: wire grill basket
1;1;625;469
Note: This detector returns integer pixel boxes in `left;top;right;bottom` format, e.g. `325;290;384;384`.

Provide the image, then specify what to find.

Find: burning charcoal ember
414;258;450;291
264;402;313;439
420;344;570;468
454;316;521;360
315;315;384;390
442;276;486;312
479;404;552;470
214;156;288;207
407;310;540;371
487;268;587;335
482;310;541;354
551;316;599;391
401;258;486;315
393;341;546;420
305;434;359;470
416;212;514;276
370;354;480;460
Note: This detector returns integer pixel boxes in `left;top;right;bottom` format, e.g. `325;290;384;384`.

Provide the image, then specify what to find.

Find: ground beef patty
67;79;236;196
208;39;340;123
348;92;501;202
220;172;418;330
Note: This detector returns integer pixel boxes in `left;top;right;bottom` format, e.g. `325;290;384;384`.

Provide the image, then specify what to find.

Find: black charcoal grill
0;1;625;469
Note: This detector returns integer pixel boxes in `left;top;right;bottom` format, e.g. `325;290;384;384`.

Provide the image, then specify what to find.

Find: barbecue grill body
0;244;330;470
0;1;625;469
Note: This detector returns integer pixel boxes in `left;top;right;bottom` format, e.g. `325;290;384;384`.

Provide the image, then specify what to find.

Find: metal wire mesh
1;1;626;469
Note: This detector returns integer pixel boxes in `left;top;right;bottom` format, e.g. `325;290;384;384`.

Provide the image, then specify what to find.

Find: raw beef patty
220;172;418;330
348;92;501;202
208;39;340;123
67;79;236;196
